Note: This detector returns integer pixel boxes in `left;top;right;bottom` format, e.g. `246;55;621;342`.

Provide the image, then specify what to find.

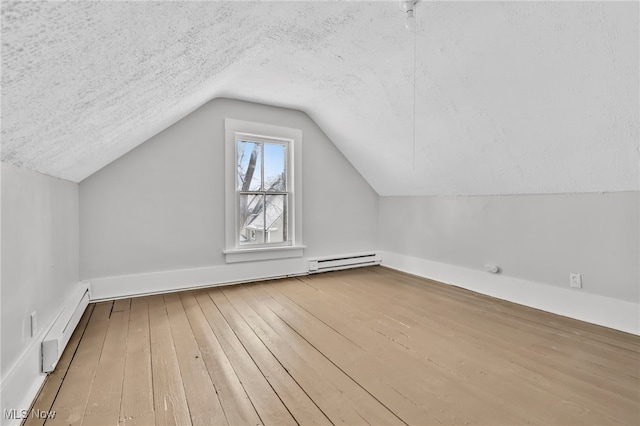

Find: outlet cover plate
570;273;582;289
30;311;37;337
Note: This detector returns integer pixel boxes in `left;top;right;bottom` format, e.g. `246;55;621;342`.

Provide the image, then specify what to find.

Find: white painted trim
87;258;308;301
88;252;386;301
0;282;88;426
380;251;640;335
223;245;306;263
0;342;46;426
224;118;304;263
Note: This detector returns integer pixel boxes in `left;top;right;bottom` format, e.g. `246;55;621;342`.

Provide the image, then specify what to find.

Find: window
236;137;289;246
224;118;304;263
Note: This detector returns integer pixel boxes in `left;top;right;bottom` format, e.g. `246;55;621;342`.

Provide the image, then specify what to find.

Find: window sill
223;245;306;264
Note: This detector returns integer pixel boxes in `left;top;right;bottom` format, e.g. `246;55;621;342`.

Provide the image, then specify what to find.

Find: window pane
264;143;286;192
237;140;262;191
264;194;287;243
239;194;265;245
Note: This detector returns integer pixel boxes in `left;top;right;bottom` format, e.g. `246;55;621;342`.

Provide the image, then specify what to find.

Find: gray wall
1;163;79;376
379;192;639;302
80;98;379;280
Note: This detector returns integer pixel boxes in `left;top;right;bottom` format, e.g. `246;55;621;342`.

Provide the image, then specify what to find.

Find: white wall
80;98;378;282
379;192;639;333
79;97;638;333
1;163;80;417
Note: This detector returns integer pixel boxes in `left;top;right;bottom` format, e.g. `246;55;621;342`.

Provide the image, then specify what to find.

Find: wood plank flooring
26;267;640;425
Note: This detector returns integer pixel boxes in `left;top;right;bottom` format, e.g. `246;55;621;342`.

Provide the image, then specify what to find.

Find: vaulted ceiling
2;1;638;196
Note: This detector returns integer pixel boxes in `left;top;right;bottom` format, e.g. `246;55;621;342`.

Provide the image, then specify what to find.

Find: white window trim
224;118;304;263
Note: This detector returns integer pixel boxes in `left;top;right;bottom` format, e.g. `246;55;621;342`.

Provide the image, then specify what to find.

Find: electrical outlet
30;311;37;337
570;273;582;289
484;263;500;274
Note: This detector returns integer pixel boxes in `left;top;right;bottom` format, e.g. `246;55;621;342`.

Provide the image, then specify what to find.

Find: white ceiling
2;1;638;195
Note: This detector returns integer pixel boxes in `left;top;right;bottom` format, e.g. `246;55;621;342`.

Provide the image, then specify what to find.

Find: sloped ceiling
2;1;638;195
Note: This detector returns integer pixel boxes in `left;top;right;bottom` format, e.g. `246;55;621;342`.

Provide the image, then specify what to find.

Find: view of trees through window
236;139;288;245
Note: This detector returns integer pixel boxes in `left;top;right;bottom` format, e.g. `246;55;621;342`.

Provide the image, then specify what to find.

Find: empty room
1;1;638;425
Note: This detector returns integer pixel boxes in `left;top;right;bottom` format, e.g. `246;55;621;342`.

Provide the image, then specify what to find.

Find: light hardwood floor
26;267;640;425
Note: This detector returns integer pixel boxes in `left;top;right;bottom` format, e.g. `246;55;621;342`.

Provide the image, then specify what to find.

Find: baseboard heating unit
41;288;90;373
308;252;381;273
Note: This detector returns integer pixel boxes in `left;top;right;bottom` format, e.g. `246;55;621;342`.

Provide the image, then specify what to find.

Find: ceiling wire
412;16;417;171
401;0;419;172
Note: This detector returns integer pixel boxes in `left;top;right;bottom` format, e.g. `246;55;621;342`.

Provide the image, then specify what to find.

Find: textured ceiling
2;1;638;195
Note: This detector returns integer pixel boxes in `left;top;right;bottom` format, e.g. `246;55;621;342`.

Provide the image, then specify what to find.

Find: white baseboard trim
87;258;309;301
0;337;47;426
0;282;89;426
381;251;639;335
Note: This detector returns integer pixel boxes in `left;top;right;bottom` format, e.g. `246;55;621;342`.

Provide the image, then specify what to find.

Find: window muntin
236;137;291;247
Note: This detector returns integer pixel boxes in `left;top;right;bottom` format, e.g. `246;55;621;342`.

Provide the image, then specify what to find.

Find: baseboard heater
41;288;90;373
308;252;381;273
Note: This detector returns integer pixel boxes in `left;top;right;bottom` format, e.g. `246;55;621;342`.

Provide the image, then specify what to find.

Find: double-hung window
224;118;304;263
236;136;289;246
